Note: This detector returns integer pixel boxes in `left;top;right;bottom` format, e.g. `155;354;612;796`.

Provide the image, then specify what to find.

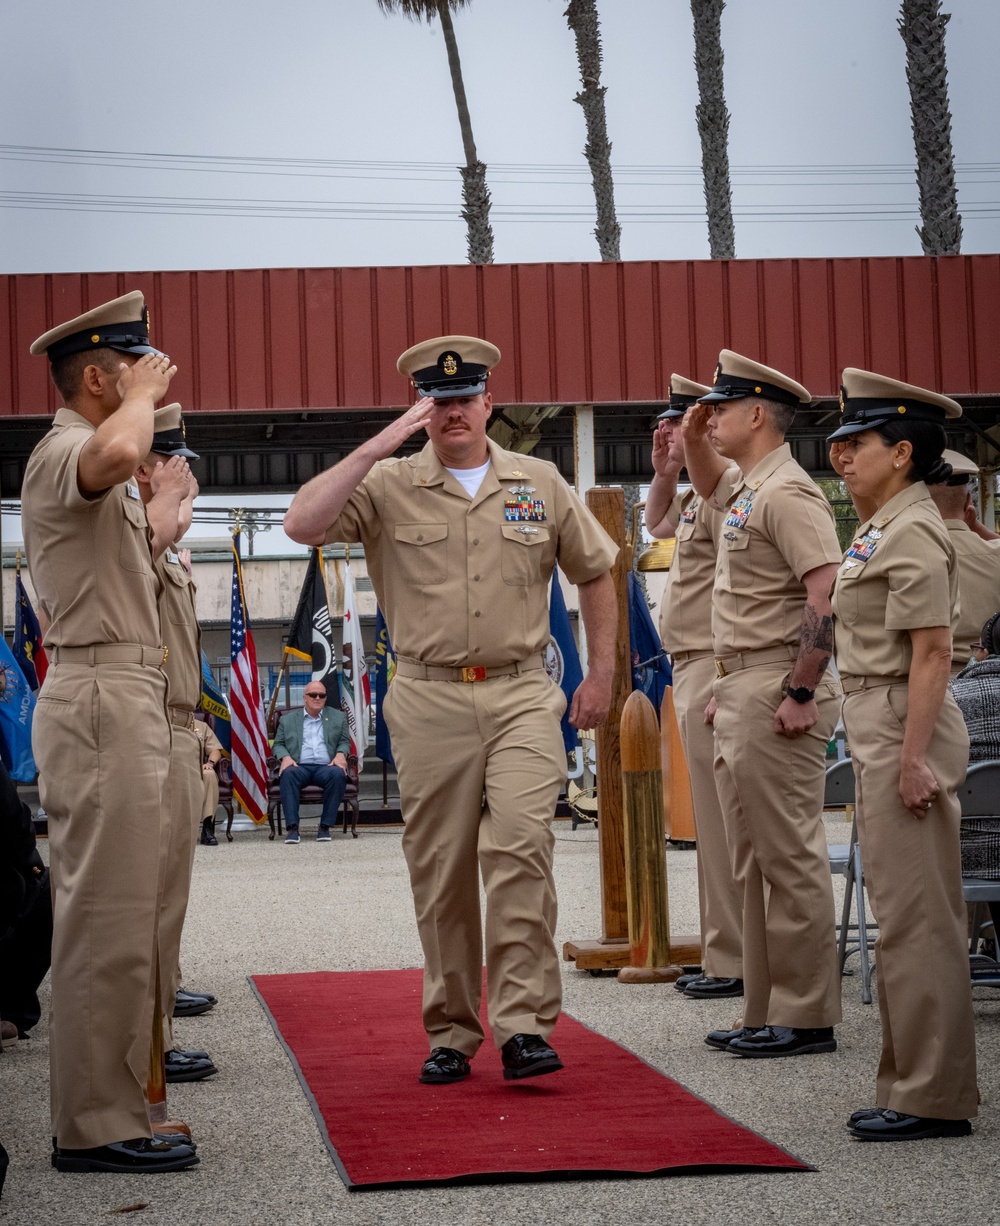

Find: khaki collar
858;481;931;536
53;407;96;431
943;518;971;534
411;437;528;495
737;442;793;492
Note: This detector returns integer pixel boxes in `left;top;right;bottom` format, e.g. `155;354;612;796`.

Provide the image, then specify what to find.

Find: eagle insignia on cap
442;353;458;376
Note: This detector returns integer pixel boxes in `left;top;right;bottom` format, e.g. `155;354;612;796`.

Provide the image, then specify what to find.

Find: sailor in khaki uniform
194;719;224;844
682;351;843;1058
646;376;743;1000
830;370;977;1142
926;451;1000;675
285;336;618;1083
22;293;198;1172
133;405;218;1084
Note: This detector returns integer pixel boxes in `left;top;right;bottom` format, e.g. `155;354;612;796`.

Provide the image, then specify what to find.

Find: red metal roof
3;255;998;418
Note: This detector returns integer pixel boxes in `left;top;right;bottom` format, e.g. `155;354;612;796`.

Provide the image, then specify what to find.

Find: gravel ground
2;811;996;1226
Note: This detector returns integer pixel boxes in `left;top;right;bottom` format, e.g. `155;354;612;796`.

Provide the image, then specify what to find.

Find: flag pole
266;648;291;733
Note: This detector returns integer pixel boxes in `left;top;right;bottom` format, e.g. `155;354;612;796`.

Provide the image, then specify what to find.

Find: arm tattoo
797;604;834;680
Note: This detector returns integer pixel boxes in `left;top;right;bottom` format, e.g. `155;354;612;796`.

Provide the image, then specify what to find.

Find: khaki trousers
712;663;842;1029
384;670;566;1056
34;661;170;1149
672;655;743;978
844;684;978;1119
159;724;202;1049
202;769;219;821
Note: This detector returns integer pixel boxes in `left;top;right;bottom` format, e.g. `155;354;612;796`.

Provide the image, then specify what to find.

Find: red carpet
250;969;810;1190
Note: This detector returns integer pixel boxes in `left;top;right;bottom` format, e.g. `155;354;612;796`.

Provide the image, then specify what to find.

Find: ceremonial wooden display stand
562;488;700;974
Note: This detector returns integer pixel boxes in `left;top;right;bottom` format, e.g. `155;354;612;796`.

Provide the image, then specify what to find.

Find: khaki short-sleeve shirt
832;483;958;677
324;438;617;668
710;443;842;655
943;521;1000;666
659;488;726;655
21;409;161;649
156;548;202;712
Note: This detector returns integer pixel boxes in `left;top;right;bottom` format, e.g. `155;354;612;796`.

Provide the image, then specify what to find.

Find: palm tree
375;0;494;263
690;0;735;259
898;0;962;255
565;0;621;261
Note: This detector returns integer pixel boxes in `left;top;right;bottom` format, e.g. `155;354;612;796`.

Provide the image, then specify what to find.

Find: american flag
340;559;371;770
229;532;270;823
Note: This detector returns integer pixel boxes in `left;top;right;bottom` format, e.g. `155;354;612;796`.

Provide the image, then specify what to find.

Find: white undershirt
445;460;491;499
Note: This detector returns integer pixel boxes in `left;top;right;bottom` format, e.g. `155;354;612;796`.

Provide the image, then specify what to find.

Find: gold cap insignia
713;364;721;384
442;353;458;376
144;306;151;334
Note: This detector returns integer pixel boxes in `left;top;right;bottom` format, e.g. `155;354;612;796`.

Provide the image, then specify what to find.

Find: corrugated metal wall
3;255;999;417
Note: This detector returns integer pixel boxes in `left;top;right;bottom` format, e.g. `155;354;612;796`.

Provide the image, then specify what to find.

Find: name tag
165;550;180;565
125;482;141;501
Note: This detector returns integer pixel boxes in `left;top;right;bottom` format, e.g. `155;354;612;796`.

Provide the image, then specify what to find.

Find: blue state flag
374;606;395;767
0;635;37;782
200;649;232;757
628;572;672;717
546;567;584;754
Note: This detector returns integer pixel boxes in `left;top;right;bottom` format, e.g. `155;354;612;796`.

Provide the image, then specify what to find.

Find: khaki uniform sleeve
323;465;384;546
663;490;684;532
204;726;223;756
884;521;954;631
47;429;113;512
551;477;618;585
762;480;842;579
707;462;743;513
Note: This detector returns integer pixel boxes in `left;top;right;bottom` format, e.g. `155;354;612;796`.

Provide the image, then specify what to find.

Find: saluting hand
367;397;435;461
149;455;191;498
828;441;848;479
681;401;713;444
116;351;177;403
651;423;684;478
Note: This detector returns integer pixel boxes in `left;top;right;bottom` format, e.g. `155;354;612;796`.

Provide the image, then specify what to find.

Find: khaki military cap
29;290;163;362
698;349;811;408
656;374;712;421
152;403;199;460
941;449;978;478
397;335;501;399
828;368;962;441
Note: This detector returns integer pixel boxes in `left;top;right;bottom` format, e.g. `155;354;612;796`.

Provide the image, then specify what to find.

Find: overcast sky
2;1;998;555
1;0;998;273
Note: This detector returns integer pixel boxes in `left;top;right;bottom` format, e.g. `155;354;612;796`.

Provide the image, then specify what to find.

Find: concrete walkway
2;814;996;1225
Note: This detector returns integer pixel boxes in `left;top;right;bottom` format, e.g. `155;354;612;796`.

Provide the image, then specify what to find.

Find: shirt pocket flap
120;496;148;528
500;525;550;547
394;523;448;546
161;563;188;587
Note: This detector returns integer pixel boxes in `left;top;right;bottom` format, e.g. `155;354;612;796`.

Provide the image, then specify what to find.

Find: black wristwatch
786;685;816;704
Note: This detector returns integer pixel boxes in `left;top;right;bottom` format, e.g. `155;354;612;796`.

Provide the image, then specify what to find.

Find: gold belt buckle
161;646;169;667
461;666;487;683
715;659;727;678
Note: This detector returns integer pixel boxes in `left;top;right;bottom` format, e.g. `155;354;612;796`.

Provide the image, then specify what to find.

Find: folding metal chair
825;759;875;1004
957;760;1000;988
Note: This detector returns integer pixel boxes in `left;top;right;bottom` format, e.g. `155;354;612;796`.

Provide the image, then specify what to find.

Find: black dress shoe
848;1106;885;1126
165;1049;218;1083
173;990;215;1018
179;985;218;1005
683;977;744;1000
419;1047;471;1084
849;1110;972;1142
500;1033;563;1080
728;1025;836;1058
704;1025;758;1051
52;1137;199;1173
673;970;704;993
170;1046;211;1062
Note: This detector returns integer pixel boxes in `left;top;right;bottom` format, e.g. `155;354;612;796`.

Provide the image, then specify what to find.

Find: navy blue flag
374;606;395;767
200;650;232;758
14;572;48;692
628;572;672;716
546;567;584;754
0;635;37;782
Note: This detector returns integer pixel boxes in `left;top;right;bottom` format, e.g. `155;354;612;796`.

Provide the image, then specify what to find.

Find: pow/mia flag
286;548;341;706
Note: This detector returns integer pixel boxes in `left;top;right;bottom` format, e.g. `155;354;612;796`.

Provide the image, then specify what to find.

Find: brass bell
626;501;675;572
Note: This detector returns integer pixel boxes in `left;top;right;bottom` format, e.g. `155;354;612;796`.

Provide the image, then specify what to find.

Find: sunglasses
304;691;326;698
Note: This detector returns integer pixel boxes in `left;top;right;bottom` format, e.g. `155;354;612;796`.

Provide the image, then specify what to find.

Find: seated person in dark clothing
952;611;1000;762
0;759;52;1040
272;682;350;843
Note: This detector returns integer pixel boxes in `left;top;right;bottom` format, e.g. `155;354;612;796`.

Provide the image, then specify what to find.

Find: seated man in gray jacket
272;682;351;843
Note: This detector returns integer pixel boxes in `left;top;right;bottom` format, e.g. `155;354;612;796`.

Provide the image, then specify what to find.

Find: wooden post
146;955;191;1138
617;691;683;983
562;486;632;971
662;687;696;842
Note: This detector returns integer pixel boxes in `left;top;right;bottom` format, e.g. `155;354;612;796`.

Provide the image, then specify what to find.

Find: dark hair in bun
873;419;951;484
981;611;1000;657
